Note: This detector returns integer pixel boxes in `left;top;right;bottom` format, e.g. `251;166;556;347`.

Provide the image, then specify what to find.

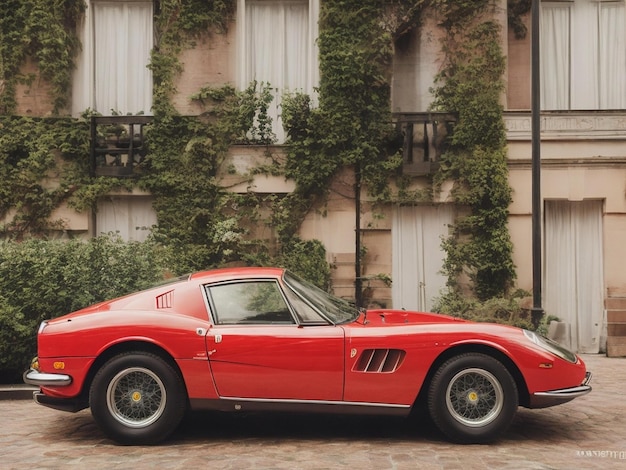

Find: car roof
188;266;286;282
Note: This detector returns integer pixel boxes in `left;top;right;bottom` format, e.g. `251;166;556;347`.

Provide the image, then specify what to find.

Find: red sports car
24;267;591;445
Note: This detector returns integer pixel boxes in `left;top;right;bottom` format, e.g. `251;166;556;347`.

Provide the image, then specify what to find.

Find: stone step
607;310;626;323
607;336;626;358
607;323;626;336
606;297;626;310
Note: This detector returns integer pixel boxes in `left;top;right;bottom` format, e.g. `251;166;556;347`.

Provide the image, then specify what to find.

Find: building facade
7;0;626;355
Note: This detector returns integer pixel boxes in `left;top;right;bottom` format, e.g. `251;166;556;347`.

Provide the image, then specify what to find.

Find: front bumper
23;368;72;387
530;371;592;408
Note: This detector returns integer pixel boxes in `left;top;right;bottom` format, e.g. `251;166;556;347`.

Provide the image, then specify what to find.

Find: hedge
0;235;170;382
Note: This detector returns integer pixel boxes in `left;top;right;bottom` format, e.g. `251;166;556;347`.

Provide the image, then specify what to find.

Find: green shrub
0;295;37;382
433;288;534;330
0;235;170;380
277;237;332;291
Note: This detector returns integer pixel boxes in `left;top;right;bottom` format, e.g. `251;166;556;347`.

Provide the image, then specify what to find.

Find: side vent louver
156;290;173;309
354;349;406;373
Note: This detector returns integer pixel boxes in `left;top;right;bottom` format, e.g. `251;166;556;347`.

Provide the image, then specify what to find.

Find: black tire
427;353;518;444
90;351;187;445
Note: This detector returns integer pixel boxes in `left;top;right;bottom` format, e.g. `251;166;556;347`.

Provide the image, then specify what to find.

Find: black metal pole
531;0;544;323
355;164;363;309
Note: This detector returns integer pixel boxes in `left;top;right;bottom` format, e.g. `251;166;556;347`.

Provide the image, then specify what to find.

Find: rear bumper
23;369;72;387
32;391;88;413
530;372;592;408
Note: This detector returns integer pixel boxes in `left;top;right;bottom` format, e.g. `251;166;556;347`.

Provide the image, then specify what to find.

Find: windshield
283;271;359;324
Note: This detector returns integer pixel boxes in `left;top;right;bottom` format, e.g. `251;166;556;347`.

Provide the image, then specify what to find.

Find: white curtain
541;0;626;110
570;0;599;109
540;4;570;110
599;2;626;108
238;0;318;142
72;1;153;115
392;205;454;311
96;196;157;242
544;200;604;353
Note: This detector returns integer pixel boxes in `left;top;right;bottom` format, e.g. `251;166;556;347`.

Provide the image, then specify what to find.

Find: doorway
544;200;604;353
392;205;454;311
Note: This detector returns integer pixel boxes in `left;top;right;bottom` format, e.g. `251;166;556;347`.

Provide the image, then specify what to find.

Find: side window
282;284;328;324
207;281;295;325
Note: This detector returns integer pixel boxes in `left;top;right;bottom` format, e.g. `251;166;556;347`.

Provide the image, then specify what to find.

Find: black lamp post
531;0;544;323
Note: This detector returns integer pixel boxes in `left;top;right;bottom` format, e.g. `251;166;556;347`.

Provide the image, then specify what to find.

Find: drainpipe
531;0;544;325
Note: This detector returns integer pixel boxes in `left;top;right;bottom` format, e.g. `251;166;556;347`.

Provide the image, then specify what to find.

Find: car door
204;279;344;401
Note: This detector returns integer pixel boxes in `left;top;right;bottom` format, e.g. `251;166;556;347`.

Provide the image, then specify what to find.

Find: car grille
354;348;406;373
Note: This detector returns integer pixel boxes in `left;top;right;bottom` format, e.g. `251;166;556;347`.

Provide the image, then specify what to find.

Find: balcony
90;116;152;177
393;112;456;176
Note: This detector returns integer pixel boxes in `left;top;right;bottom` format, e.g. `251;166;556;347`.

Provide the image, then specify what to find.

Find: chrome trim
220;396;410;409
529;372;592;408
534;384;592;400
23;369;72;387
535;371;593;399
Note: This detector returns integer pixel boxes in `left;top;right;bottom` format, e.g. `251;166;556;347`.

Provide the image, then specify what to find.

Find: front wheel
90;352;187;445
427;353;518;443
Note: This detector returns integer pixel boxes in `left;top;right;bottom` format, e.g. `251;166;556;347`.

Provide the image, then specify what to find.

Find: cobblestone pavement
1;354;624;470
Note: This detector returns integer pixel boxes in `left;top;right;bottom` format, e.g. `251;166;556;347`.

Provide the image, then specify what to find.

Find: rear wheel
427;353;518;443
90;352;187;445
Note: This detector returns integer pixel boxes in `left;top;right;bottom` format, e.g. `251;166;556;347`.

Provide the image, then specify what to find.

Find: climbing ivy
431;0;516;300
507;0;532;39
279;0;405;242
0;0;84;114
0;116;87;238
139;83;276;274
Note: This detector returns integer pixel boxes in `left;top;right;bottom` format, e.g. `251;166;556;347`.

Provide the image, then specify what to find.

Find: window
237;0;319;142
72;0;153;115
206;281;295;324
95;195;157;242
541;0;626;110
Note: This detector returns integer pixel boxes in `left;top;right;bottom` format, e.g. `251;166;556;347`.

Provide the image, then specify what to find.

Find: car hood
363;309;469;326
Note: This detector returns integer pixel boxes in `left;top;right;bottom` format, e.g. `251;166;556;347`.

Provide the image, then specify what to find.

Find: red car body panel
28;267;590;414
207;325;344;400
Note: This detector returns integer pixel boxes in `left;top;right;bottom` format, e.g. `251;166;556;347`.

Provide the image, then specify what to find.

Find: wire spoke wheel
428;353;518;443
445;368;503;427
107;367;167;428
90;352;187;444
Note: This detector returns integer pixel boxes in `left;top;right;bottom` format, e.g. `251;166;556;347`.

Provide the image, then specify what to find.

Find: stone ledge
0;384;37;400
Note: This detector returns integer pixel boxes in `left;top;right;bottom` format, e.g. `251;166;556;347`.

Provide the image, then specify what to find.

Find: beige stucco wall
506;15;531;110
15;58;54;116
172;27;237;115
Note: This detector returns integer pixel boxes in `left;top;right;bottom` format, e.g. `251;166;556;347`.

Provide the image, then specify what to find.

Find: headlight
523;329;578;363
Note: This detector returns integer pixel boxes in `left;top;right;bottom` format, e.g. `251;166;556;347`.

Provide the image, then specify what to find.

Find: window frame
540;0;626;111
